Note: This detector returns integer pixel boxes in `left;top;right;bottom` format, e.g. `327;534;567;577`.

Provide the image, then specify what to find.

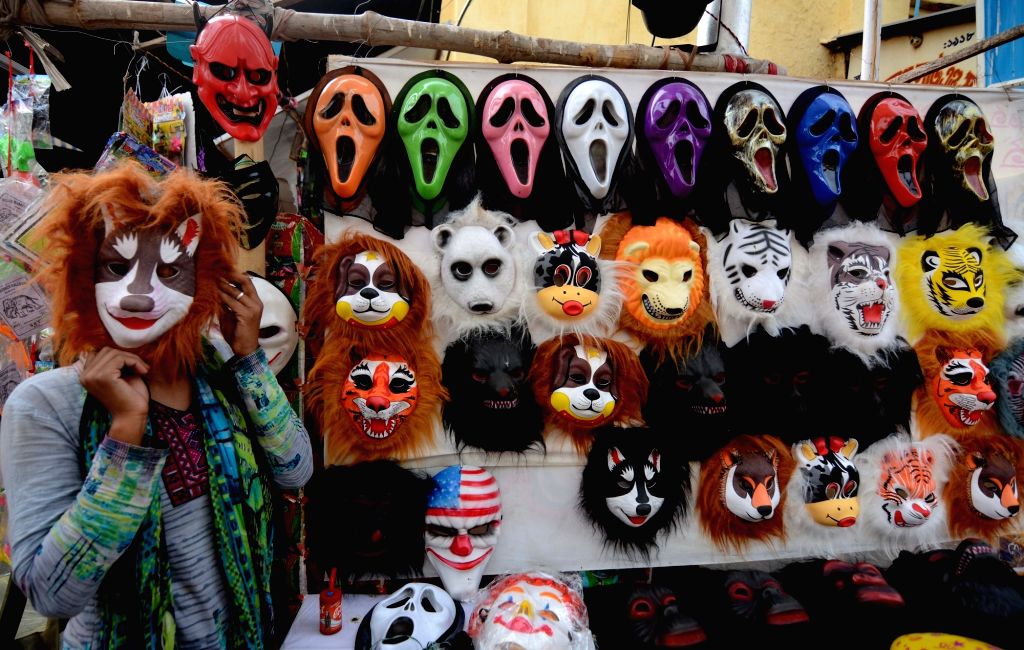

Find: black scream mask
725;327;829;444
628;584;707;648
441;326;543;453
221;155;278;250
579;427;688;558
305;462;433;579
642;330;730;461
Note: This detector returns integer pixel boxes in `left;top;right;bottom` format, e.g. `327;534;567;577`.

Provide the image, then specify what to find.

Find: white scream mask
558;78;631;201
433;217;516;317
95;214;201;348
249;276;298;375
368;583;458;649
425;465;502;600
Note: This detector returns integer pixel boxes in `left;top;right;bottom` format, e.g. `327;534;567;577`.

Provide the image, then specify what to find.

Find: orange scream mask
932;347;996;429
343;354;419;441
313;74;387;201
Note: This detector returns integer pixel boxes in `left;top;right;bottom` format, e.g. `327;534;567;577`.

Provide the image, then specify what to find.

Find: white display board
318;55;1024;574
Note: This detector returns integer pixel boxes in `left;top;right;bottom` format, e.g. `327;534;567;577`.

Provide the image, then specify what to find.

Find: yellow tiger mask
896;223;1014;343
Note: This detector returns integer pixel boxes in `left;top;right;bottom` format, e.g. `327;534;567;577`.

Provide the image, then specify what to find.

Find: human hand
219;271;263;358
80;348;150;444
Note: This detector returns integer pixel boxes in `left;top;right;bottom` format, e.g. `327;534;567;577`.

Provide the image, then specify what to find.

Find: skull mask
311;71;387;202
557;76;632;201
640;79;712;199
425;465;502;600
723;88;787;194
933;97;994;202
364;583;460;650
481;78;551;198
793;90;858;209
396;73;471;202
191;14;278;142
867;97;927;208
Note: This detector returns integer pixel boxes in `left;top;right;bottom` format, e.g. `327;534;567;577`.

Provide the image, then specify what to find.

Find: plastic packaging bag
13;74;52;150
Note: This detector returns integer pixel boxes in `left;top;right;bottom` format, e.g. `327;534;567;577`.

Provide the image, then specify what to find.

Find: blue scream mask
795;92;858;209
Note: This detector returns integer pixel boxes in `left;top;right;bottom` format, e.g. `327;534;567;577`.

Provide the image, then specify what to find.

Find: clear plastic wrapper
13;74;52;150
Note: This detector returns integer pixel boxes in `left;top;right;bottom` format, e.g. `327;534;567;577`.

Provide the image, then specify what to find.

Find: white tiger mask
707;219;800;346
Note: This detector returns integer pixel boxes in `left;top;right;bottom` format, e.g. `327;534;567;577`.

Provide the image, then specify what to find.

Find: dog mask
946;434;1022;539
580;428;688;557
441;326;542;453
425;465;502;601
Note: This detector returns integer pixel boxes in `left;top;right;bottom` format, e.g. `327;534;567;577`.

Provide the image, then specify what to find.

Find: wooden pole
19;0;783;74
889;22;1024;84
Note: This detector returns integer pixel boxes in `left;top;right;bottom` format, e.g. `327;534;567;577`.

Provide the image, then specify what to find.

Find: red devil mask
191;14;279;142
868;97;927;208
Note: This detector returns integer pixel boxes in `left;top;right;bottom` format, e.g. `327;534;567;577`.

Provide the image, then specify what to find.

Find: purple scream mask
641;80;712;199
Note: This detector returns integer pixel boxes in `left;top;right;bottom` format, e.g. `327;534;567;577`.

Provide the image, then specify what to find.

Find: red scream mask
191;15;279;142
313;74;387;201
868;98;927;208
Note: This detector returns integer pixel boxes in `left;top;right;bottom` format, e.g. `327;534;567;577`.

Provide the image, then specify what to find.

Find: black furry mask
724;327;830;443
627;584;707;648
580;427;688;558
441;327;543;453
723;570;809;626
820;344;922;446
305;462;433;579
642;332;730;461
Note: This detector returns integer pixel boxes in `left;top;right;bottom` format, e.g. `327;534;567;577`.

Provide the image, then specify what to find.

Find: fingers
219;275;263;314
81;347;150;385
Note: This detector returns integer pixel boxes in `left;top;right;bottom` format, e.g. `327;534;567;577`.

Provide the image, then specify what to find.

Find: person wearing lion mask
0;164;312;648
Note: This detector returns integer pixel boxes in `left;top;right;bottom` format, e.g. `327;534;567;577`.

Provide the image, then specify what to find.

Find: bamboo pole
19;0;783;74
890;22;1024;84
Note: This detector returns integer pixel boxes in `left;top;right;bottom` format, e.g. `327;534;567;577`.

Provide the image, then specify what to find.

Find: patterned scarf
78;352;274;649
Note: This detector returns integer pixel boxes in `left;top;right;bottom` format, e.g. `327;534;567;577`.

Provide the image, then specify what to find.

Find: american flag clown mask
425;465;502;600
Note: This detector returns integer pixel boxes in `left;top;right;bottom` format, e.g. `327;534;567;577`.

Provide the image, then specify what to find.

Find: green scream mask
396;75;470;202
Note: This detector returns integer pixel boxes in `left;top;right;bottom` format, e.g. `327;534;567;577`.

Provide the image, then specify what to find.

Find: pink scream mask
481;79;551;199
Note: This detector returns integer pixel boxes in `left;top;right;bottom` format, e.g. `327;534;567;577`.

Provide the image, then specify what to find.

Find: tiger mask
859;433;956;554
914;331;998;439
895;223;1014;344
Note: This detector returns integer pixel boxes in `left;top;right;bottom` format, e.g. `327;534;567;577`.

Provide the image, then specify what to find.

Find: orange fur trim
530;334;648;455
914;330;999;439
697;434;792;551
302;231;434;359
305;333;446;465
945;434;1024;539
37;162;241;374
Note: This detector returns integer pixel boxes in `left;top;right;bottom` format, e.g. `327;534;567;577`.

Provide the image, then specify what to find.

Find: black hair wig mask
699;81;791;236
579;427;689;558
305;461;433;579
641;327;731;461
474;72;572;230
920;94;1016;249
724;326;830;444
441;325;544;454
555;74;635;221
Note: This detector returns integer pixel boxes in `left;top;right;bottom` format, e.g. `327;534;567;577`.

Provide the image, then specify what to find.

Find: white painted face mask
94;214;201;348
249;276;298;375
558;78;631;201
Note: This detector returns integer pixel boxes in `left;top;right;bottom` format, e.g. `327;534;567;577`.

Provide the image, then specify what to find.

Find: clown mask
312;73;387;201
481;78;550;198
794;90;858;209
826;240;894;336
396;73;471;202
868;97;927;208
617;218;703;330
967;450;1019;520
335;251;410;329
794;437;860;528
723;88;787;194
532;230;603;321
343;355;418;440
95;215;201;349
558;77;631;201
425;465;501;601
932;97;993;202
191;14;278;142
640;79;712;199
550;344;617;426
249;276;297;375
365;583;460;650
472;573;590;650
721;448;781;523
932;347;995;429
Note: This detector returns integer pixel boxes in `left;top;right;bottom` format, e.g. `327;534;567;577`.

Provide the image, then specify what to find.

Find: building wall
439;0;918;78
848;20;980;85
